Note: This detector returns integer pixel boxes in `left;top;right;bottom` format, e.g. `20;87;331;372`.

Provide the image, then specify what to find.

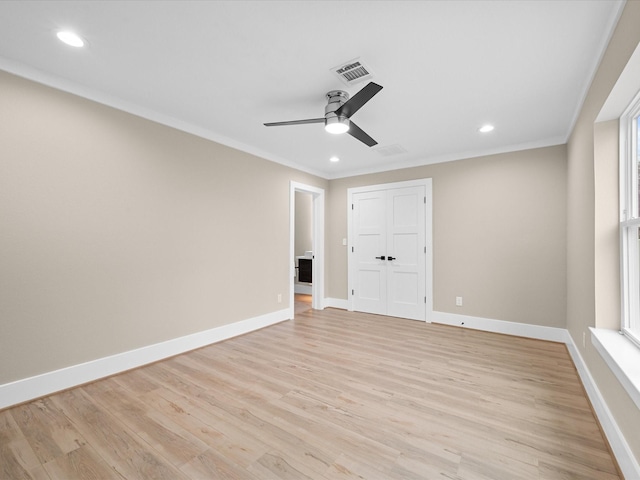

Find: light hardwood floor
295;294;312;315
1;308;621;479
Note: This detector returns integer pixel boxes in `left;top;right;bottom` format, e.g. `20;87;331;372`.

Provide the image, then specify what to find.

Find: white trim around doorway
290;182;325;317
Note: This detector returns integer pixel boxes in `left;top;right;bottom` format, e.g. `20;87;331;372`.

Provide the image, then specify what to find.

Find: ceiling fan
264;82;383;147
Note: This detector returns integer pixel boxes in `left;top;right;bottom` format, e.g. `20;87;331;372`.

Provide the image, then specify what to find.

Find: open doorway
294;191;313;315
289;182;325;318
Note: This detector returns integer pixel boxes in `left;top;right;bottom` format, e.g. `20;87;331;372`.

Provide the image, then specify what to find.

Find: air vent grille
375;144;408;157
331;58;373;85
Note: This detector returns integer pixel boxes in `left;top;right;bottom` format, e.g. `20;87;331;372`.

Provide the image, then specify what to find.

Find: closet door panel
386;186;426;321
352;191;387;315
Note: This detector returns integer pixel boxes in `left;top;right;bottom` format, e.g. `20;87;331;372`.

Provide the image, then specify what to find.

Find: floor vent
331;58;373;86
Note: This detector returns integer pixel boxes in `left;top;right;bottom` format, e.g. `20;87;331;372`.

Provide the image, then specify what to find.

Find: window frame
619;90;640;348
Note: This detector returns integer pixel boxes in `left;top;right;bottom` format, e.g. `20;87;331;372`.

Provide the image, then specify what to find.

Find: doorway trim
347;178;433;322
290;181;325;318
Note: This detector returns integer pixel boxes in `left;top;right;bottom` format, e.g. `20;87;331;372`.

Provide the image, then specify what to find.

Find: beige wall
566;0;640;463
2;64;568;385
0;70;327;384
328;145;567;328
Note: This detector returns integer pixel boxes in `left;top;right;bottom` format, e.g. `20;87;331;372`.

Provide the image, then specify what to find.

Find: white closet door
351;184;426;320
352;190;387;315
386;186;426;320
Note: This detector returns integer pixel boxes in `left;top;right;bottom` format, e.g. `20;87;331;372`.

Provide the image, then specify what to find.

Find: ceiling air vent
331;58;373;86
375;144;408;157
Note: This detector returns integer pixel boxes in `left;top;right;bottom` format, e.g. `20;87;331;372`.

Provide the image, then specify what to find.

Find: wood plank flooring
1;308;621;479
294;294;312;315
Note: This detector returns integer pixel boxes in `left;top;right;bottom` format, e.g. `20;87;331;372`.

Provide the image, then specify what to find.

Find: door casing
289;181;325;317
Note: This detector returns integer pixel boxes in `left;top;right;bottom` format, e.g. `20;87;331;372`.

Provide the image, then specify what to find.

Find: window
620;91;640;347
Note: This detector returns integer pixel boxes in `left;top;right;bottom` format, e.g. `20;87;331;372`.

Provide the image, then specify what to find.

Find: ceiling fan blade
335;82;383;118
264;118;325;127
347;120;378;147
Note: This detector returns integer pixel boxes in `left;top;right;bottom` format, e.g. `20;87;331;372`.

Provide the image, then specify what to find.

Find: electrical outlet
277;293;282;304
456;296;463;307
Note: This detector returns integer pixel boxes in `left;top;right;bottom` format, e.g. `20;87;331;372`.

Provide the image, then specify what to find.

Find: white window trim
589;41;640;479
590;328;640;410
590;93;640;410
619;90;640;347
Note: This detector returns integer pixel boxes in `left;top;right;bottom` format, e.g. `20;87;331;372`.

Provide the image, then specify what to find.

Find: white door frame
290;181;325;318
348;178;433;322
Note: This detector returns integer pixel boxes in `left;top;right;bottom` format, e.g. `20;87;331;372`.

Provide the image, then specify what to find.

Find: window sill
590;328;640;410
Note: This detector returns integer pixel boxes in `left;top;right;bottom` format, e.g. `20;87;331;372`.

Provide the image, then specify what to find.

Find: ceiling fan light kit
325;117;350;134
264;82;383;147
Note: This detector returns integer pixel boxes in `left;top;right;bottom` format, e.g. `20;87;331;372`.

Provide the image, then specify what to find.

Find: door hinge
424;296;427;303
352;246;354;253
424;246;426;253
352;203;354;210
352;289;355;295
424;196;426;204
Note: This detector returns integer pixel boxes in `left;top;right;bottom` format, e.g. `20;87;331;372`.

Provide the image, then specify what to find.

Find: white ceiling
0;0;625;179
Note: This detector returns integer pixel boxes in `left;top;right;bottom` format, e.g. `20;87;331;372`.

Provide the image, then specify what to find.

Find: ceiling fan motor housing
325;90;350;130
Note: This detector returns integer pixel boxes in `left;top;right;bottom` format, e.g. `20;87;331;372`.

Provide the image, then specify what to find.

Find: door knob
375;256;386;260
387;256;396;261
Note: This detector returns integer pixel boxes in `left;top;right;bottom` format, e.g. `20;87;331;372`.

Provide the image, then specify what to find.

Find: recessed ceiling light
329;156;340;163
56;30;85;48
478;124;495;133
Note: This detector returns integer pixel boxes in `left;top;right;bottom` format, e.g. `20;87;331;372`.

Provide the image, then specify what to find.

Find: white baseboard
0;308;290;410
565;333;640;480
432;311;568;343
323;297;349;310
